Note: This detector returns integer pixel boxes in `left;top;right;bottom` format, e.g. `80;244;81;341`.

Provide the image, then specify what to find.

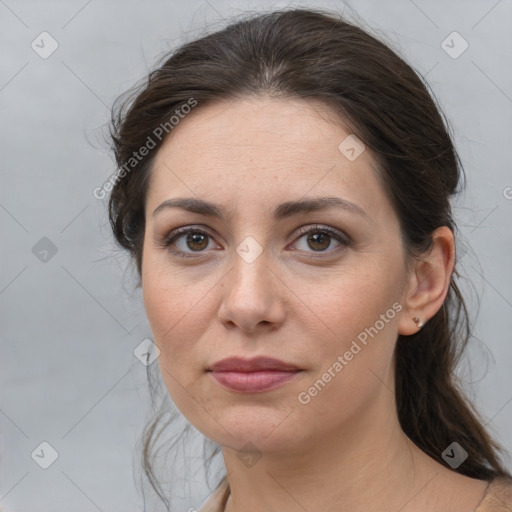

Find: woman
106;8;512;512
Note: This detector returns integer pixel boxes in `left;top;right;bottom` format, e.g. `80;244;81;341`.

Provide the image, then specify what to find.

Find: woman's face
141;96;412;452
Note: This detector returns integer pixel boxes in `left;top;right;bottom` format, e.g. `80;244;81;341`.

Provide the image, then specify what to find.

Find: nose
217;248;286;334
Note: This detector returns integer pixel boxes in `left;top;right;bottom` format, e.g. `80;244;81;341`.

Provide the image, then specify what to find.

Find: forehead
147;96;392;223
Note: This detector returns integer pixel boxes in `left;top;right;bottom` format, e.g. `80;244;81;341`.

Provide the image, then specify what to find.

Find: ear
397;226;456;336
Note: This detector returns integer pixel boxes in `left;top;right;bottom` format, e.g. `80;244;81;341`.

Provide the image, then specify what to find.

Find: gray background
1;0;511;511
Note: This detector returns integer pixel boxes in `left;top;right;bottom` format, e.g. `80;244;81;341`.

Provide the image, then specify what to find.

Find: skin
141;96;488;512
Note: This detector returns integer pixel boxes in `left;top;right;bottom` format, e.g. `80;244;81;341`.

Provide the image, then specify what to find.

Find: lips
207;357;303;392
209;356;301;372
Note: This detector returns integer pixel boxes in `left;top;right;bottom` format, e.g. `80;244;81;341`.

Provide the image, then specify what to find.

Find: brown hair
107;7;510;509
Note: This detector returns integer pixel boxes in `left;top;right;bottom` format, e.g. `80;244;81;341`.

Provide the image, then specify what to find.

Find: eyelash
158;224;350;260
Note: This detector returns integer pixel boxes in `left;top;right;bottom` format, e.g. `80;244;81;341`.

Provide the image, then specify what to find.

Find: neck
221;391;441;512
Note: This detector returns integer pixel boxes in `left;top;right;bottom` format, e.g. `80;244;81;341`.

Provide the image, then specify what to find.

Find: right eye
159;226;221;259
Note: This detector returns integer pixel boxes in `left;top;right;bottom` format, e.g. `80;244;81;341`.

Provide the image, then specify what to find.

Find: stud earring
413;317;424;329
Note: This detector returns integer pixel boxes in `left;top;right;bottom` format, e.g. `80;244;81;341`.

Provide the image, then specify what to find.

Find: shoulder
475;476;512;512
198;477;230;512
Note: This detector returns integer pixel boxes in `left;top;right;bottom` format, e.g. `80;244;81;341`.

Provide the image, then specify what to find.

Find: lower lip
209;370;302;392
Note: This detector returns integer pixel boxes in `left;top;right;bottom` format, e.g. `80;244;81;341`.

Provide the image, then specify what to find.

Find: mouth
207;356;304;393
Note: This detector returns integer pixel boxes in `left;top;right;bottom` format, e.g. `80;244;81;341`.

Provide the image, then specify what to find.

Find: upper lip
208;356;302;372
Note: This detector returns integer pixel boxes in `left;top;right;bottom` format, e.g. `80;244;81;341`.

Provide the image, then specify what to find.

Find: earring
413;317;424;329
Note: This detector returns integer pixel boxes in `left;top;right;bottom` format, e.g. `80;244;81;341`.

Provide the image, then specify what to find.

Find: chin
197;405;304;452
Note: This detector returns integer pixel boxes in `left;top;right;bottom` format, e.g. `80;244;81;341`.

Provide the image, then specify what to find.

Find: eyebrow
152;196;373;224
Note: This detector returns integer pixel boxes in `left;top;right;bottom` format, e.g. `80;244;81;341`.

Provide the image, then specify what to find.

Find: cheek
141;256;217;383
291;267;402;409
141;267;211;420
143;278;198;355
297;262;401;346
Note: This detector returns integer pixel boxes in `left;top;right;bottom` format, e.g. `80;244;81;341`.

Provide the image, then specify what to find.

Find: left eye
160;224;348;258
291;224;348;254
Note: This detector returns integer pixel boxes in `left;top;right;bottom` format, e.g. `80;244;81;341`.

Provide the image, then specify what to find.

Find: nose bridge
227;216;272;286
218;235;285;330
228;239;272;299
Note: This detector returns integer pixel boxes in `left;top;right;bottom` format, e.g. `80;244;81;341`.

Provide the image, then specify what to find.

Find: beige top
199;475;512;512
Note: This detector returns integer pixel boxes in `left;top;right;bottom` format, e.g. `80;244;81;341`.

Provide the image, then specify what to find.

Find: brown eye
159;224;349;260
305;232;331;251
292;225;349;254
161;226;217;259
183;232;209;251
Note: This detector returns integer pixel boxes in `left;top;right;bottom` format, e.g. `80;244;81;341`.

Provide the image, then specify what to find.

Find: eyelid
154;225;219;255
292;224;351;245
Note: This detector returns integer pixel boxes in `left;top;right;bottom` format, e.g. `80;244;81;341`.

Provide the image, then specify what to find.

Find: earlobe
397;226;455;336
412;317;424;329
